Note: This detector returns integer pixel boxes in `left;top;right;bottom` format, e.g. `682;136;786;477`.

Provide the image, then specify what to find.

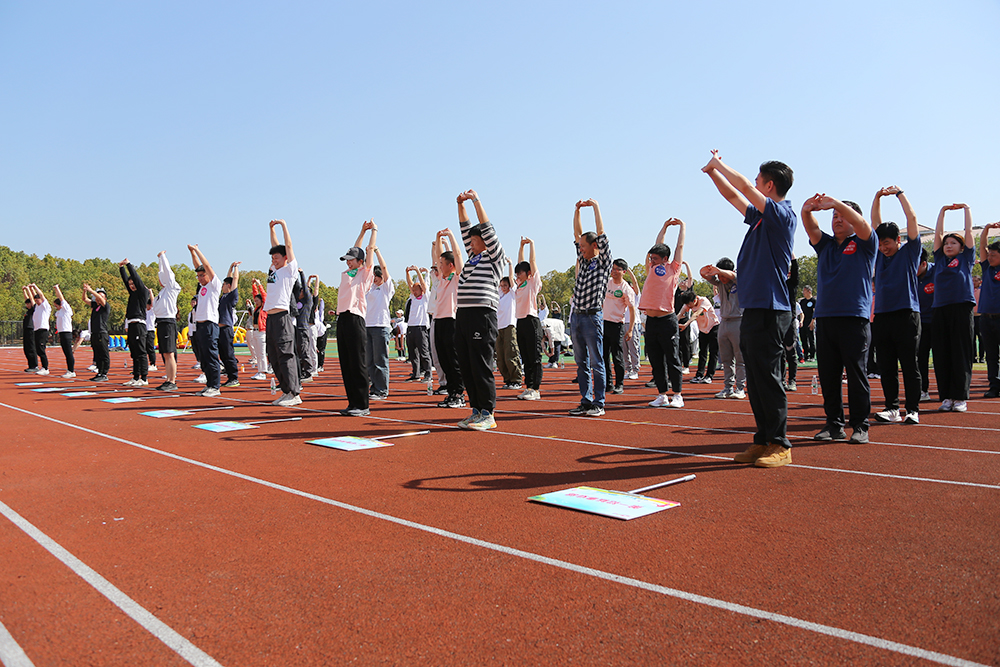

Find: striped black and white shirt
571;234;612;312
458;220;506;310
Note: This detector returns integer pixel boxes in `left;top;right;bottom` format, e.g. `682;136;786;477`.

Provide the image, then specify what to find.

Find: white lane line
0;404;989;667
0;620;34;667
0;501;223;667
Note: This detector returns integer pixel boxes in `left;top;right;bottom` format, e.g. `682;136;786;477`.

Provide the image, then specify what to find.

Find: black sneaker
568;404;590;416
93;375;109;382
814;426;847;441
438;395;466;408
370;393;388;401
610;386;624;394
644;380;657;388
433;386;449;395
221;379;240;388
340;407;371;417
403;375;418;382
24;367;38;373
157;381;178;391
984;390;1000;399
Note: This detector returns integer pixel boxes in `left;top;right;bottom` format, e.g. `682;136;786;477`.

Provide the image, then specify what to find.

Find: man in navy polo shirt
916;249;935;401
977;222;1000;399
802;195;876;444
703;151;795;468
870;186;923;425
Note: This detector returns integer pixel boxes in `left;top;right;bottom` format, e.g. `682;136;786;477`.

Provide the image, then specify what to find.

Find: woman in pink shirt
679;291;721;383
513;237;544;400
433;228;465;408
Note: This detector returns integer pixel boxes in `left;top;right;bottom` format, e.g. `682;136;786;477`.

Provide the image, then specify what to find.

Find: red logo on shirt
924;283;935;294
200;287;207;296
843;241;857;255
948;258;960;268
994;271;1000;282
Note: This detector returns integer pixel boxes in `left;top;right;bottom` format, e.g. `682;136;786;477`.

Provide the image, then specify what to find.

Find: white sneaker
251;372;267;381
193;363;201;370
940;399;953;412
149;365;157;371
714;388;733;399
36;369;50;376
202;387;221;397
88;365;97;372
920;391;931;402
134;379;148;387
317;366;324;373
62;371;76;379
123;379;138;387
730;389;746;399
276;393;302;407
903;412;920;424
195;374;206;384
627;372;640;380
272;392;290;406
952;400;967;412
670;394;685;408
874;408;901;423
524;389;541;401
648;394;669;407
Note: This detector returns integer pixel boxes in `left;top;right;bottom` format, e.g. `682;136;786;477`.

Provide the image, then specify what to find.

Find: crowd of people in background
16;153;1000;468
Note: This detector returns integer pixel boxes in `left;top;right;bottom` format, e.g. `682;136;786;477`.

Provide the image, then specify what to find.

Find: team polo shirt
737;199;796;310
603;279;636;323
406;294;429;327
32;298;52;331
874;238;922;314
917;264;936;322
219;288;238;327
497;290;516;328
932;247;975;308
638;259;681;313
514;272;542;319
435;273;459;319
812;230;877;318
194;275;223;323
679;296;721;332
571;234;612;312
979;260;1000;314
264;258;299;312
337;265;374;317
55;302;73;333
365;277;394;327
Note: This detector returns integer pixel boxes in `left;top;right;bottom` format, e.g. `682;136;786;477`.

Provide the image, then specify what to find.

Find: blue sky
2;1;998;285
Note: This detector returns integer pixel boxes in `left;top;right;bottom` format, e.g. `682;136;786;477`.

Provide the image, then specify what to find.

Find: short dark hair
682;290;698;305
223;277;234;286
612;258;628;270
920;248;929;263
581;231;598;245
843;200;863;215
373;265;383;278
876;222;900;241
648;243;671;261
942;232;965;249
270;244;287;256
514;260;531;275
759;161;793;197
989;241;1000;253
54;298;62;306
440;250;455;266
717;257;735;272
468;225;484;238
500;276;511;287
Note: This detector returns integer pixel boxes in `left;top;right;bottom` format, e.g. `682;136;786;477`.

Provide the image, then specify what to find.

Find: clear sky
2;0;998;285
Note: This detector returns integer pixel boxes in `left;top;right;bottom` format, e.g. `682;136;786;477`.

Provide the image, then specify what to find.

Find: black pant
697;324;720;379
59;331;75;372
434;317;464;397
678;318;693;367
602;320;625;390
982;314;1000;394
406;325;431;378
93;332;110;375
317;331;328;368
193;321;220;389
33;329;49;370
779;322;797;383
337;312;369;409
219;324;239;382
517;316;543;391
23;327;36;368
146;330;157;366
266;311;301;396
456;308;497;412
932;302;974;401
740;309;792;447
816;317;871;432
801;324;816;360
645;314;682;394
873;310;921;414
126;321;148;380
918;317;933;393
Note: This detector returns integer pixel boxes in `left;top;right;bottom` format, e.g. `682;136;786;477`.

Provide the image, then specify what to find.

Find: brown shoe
754;444;792;468
734;444;767;463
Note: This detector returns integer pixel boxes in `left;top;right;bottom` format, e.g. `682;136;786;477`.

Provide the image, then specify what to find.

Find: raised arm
415;268;428;293
873;186;918;241
934;204;965;252
702;150;760;214
308;275;319;297
981;222;1000;262
363;220;377;269
188;245;215;282
801;195;826;245
269;219;294;263
575;199;604;239
228;261;241;285
29;283;45;300
83;283;107;307
374;246;389;282
157;250;177;289
524;238;537;276
118;259;131;289
53;284;65;303
961;204;974;249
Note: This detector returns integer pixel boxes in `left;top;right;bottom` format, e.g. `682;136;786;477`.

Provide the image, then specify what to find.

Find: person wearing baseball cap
337;220;377;416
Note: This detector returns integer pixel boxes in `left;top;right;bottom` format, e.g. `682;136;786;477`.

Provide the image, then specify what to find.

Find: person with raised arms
700;258;746;399
247;278;269;381
217;261;242;388
264;220;302;406
187;246;223;397
118;259;151;387
703;150;795;468
403;266;432;383
638;219;686;408
513;237;545;401
365;247;394;400
602;258;637;395
568;198;614;417
83;282;110;381
336;220;377;416
144;292;157;373
51;284;76;378
432;228;466;408
454;189;506;431
931;203;977;412
977;222;1000;399
26;284;52;375
870;185;923;425
152;250;182;390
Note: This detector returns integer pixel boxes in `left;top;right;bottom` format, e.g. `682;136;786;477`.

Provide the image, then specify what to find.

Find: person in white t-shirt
365;248;394;399
496;268;523;390
27;284;53;375
188;245;223;396
52;284;76;378
432;228;465;408
404;267;432;381
513;238;544;400
264;219;302;406
602;259;638;394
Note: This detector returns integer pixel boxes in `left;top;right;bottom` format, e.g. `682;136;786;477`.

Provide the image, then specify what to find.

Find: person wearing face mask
870;186;923;425
931;203;977;412
336;220;378;416
802;194;876;445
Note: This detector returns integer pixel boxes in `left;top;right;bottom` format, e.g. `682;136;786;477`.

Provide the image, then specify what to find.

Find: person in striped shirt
455;189;506;431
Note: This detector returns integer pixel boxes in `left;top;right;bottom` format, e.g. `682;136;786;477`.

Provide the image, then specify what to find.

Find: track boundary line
0;402;992;667
0;619;34;667
0;500;224;667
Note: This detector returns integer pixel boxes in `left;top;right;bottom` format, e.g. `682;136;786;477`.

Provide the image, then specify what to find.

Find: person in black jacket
119;259;150;386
